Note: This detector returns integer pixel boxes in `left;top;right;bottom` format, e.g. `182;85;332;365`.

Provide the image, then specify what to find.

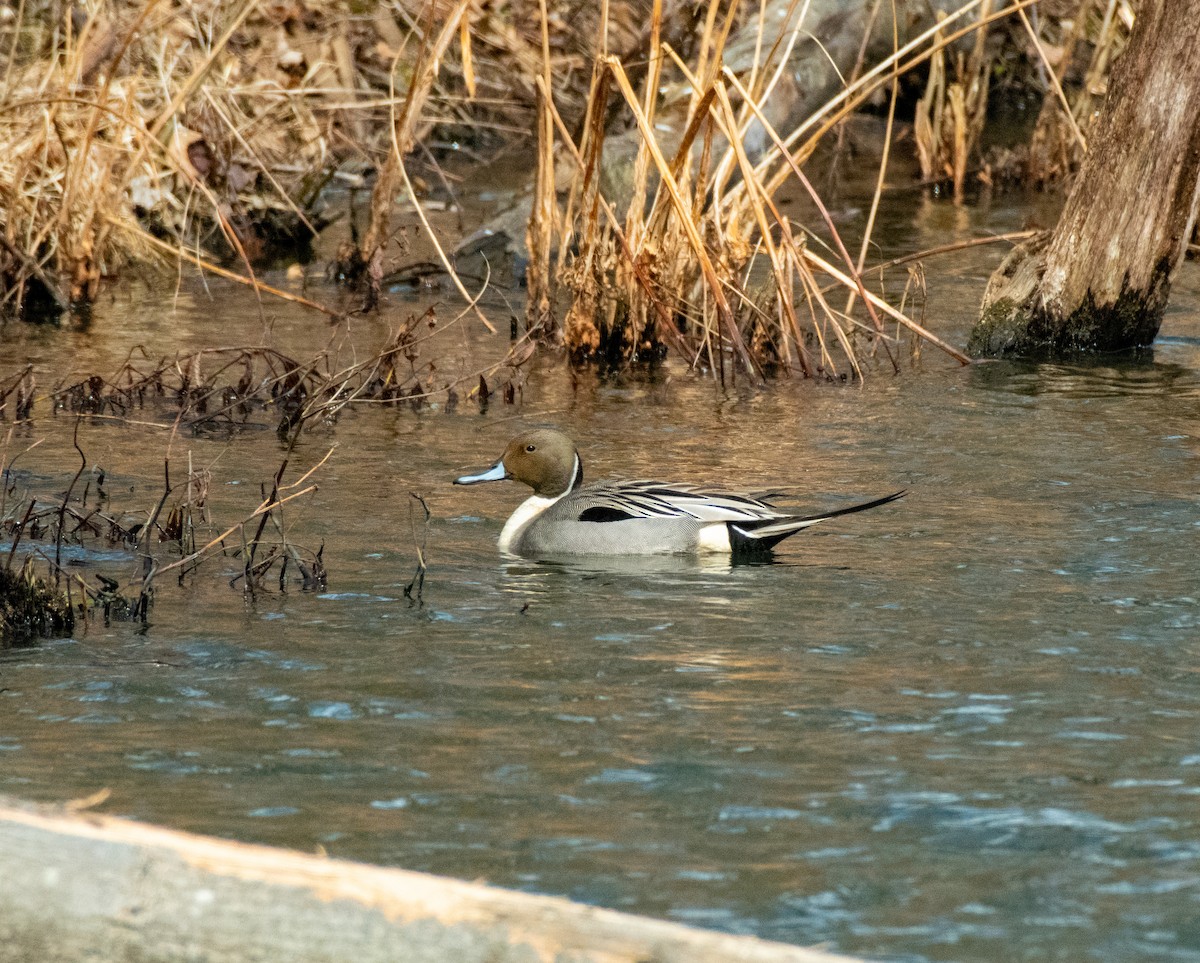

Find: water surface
2;192;1199;963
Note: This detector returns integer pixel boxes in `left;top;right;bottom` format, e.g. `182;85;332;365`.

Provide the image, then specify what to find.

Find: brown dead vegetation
1;305;531;437
0;308;535;641
0;1;340;317
0;415;330;644
0;0;1138;376
526;2;995;380
514;0;1137;377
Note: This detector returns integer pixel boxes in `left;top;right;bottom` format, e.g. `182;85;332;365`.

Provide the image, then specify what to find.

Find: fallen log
0;795;867;963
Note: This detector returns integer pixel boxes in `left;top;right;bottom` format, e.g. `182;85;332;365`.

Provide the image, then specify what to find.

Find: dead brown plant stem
148;447;333;582
798;261;863;380
720;67;898;371
54;419;89;587
394;161;497;333
666;85;720;180
625;0;665;256
740;0;810;118
753;196;818;375
1017;5;1088;151
848;0;900;315
525;0;556;335
533;74;693;360
1;0;27;95
857;230;1040;281
599;0;610;56
115;219;340;317
201;90;318;236
756;0;1038;199
0;237;67;312
711;83;807;373
70;0;165;253
692;0;723;86
1085;0;1121;88
711;0;808;199
361;0;470;287
603;56;760;380
555;64;607;268
458;1;475;98
0;437;44;525
247;477;281;577
803;248;971;364
148;0;257;143
375;6;492;332
403;492;430;600
298;272;497;422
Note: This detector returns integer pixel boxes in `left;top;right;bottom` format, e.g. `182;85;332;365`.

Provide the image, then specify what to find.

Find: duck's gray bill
454;461;508;485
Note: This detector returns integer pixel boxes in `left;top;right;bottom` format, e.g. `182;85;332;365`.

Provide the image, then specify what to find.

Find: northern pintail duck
455;428;904;558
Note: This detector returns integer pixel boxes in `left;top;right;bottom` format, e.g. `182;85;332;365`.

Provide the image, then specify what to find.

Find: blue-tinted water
1;193;1199;962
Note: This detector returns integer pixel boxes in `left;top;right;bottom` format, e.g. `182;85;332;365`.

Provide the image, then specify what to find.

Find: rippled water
2;191;1200;962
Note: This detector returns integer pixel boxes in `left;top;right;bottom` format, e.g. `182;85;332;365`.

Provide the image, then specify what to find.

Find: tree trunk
969;0;1200;358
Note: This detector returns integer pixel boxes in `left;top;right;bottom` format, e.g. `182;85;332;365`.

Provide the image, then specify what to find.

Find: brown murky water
2;187;1200;963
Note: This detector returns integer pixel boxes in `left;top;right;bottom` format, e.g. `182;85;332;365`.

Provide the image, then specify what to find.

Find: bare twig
404;492;431;601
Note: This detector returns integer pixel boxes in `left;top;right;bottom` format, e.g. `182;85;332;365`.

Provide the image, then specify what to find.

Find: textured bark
971;0;1200;358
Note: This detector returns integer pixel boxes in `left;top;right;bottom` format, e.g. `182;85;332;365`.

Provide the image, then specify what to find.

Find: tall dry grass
0;0;693;319
524;0;1018;381
0;1;346;316
512;0;1136;379
0;0;1135;373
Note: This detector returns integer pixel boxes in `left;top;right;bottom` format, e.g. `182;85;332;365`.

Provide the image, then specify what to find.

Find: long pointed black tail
729;490;906;556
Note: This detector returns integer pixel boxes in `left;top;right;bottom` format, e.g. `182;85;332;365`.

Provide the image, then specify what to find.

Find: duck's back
516;479;784;556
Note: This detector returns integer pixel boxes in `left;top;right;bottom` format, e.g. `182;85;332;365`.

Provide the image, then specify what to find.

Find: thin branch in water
404;492;430;603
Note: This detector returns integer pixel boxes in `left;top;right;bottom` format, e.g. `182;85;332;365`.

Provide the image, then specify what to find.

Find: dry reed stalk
356;0;471;306
524;0;557;338
856;230;1040;279
535;72;694;365
543;48;780;374
605;56;758;378
749;0;1037;205
710;82;805;373
528;0;1039;379
1078;0;1135;113
0;366;36;422
1024;0;1131;182
802;246;969;363
706;0;810;204
558;67;611;359
1015;5;1086;152
716;66;905;372
847;0;901;317
403;492;430;601
913;1;993;201
0;0;346;316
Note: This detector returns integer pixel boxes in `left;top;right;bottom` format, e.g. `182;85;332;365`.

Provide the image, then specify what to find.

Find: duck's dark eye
525;444;537;452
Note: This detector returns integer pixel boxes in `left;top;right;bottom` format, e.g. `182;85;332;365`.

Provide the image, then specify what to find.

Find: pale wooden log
0;796;866;963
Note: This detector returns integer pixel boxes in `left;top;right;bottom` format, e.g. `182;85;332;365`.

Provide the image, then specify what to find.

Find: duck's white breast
497;493;562;553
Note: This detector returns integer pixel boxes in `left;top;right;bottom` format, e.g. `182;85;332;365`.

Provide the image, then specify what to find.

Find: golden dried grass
526;0;987;381
0;1;354;316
